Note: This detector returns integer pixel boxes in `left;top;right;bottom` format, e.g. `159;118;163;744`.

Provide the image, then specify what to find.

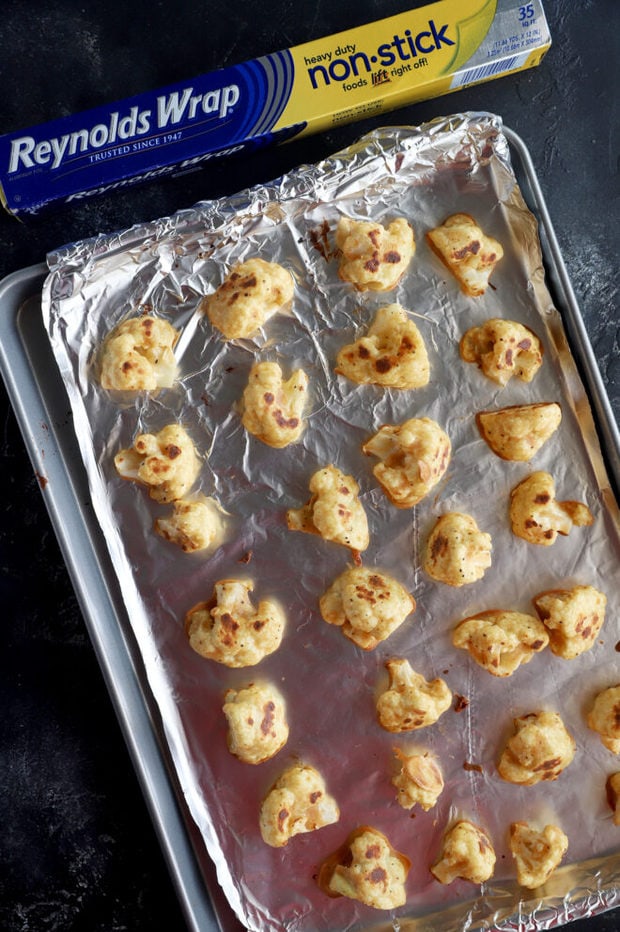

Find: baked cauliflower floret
424;512;492;587
510;471;593;546
426;213;503;296
497;711;576;785
287;465;369;553
259;763;340;847
509;822;568;889
392;749;444;811
202;257;294;340
452;610;549;677
532;584;607;659
336;216;415;292
431;820;496;885
460;318;543;386
477;402;562;462
376;658;452;733
155;496;222;552
335;304;429;389
241;360;308;448
222;681;289;764
114;423;200;503
100;315;179;391
587;686;620;753
319;565;415;650
185;579;285;668
317;826;410;909
606;772;620;824
363;417;451;509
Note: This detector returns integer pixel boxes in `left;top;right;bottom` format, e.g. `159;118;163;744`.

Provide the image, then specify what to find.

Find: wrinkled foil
41;112;620;932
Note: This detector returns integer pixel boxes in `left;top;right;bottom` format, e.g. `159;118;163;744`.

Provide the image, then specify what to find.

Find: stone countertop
0;1;617;930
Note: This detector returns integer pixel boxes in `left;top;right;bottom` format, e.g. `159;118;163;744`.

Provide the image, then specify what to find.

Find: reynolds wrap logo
7;83;240;173
305;19;455;87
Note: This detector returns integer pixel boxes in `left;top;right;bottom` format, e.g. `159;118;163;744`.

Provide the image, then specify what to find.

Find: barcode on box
451;52;529;88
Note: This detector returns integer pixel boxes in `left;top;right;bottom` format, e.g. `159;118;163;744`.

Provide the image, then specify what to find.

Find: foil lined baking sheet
41;112;620;931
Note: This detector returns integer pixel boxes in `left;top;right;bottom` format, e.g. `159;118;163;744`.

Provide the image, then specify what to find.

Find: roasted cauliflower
363;417;451;509
335;304;429;389
509;821;568;889
510;471;593;546
460;318;543;386
376;658;452;733
287;465;369;553
532;584;606;659
424;512;492;587
241;360;308;448
202;257;294;340
606;772;620;824
587;686;620;753
452;610;549;677
114;423;200;503
476;402;562;462
155;496;222;552
259;763;340;847
426;213;503;297
222;681;289;764
317;826;410;909
497;711;576;785
336;216;415;292
392;748;444;811
100;315;179;391
431;820;496;885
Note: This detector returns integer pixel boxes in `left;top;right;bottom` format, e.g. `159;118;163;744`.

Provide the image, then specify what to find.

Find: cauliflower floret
155;496;222;552
509;822;568;889
202;257;294;340
114;423;200;503
336;216;415;292
424;512;492;587
363;417;451;509
476;402;562;462
185;579;285;668
606;772;620;824
241;360;308;448
100;315;179;391
222;681;289;764
286;465;369;553
431;820;496;884
319;565;415;650
426;213;503;296
335;304;429;389
587;686;620;753
460;318;543;386
452;610;549;677
317;826;410;909
533;584;607;659
392;749;444;811
376;658;452;733
510;471;593;546
259;763;340;847
497;711;576;785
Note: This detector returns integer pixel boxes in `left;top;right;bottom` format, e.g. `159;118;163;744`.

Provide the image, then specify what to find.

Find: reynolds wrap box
0;0;551;215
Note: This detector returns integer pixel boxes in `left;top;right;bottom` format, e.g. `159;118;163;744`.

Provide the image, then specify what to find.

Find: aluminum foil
41;112;620;932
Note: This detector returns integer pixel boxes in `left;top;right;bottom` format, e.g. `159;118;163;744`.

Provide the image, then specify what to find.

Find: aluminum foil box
0;0;550;216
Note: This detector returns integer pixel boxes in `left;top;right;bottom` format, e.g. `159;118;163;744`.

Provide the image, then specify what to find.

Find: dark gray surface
0;2;618;930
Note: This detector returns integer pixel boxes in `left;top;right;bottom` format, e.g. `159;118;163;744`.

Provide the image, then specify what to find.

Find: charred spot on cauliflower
363;417;451;509
497;711;576;785
286;465;369;554
335;304;429;389
336;216;415;292
533;584;606;659
100;315;179;391
185;579;285;668
319;565;415;650
114;423;200;503
241;360;308;448
452;610;549;677
426;213;503;297
587;685;620;753
431;820;496;884
477;402;562;462
222;681;289;764
509;821;568;889
259;763;340;847
392;748;444;811
376;658;452;733
510;471;593;546
460;318;543;386
202;257;294;340
317;826;410;909
424;512;492;587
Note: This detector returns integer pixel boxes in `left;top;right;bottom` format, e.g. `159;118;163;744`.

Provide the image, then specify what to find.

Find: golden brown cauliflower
363;417;451;509
335;304;429;389
509;821;568;889
424;512;492;587
431;820;496;884
476;402;562;462
587;686;620;753
319;565;415;651
222;681;289;764
155;496;222;552
452;610;549;677
114;423;200;503
100;315;179;391
286;465;369;553
241;360;308;448
392;749;444;811
497;711;576;785
510;472;593;546
532;584;607;659
317;826;410;909
606;772;620;824
259;763;340;847
203;257;294;339
185;579;285;668
460;318;543;386
336;216;415;292
426;213;503;296
376;658;452;733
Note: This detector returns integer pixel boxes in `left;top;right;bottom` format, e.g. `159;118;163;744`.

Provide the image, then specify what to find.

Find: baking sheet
2;111;619;931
